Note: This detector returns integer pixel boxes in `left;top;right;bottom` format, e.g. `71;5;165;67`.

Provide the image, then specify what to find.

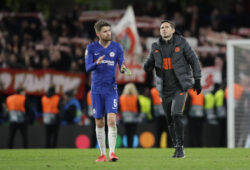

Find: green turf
0;148;250;170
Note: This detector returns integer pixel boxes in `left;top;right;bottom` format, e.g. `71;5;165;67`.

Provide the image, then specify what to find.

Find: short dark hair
94;20;111;33
48;86;55;94
160;20;175;29
16;87;25;94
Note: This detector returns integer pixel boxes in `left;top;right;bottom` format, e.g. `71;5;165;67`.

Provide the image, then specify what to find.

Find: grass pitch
0;148;250;170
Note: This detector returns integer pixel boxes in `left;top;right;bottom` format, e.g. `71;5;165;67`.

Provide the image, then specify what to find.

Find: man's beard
102;36;111;41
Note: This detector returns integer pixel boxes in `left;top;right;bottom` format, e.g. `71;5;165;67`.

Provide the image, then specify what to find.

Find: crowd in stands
0;0;249;72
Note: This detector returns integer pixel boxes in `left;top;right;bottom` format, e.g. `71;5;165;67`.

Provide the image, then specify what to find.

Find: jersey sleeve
117;43;125;70
85;45;97;72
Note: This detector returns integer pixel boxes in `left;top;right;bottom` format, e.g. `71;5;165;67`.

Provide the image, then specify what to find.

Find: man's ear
172;28;175;34
96;32;99;37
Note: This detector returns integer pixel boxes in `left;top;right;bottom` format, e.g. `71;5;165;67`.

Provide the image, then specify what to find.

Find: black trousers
124;123;137;148
155;116;168;147
162;90;187;147
8;122;28;148
45;124;59;148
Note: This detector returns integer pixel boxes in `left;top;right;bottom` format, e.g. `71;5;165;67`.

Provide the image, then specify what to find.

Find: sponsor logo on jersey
94;53;99;55
101;60;115;66
93;108;96;114
109;52;115;57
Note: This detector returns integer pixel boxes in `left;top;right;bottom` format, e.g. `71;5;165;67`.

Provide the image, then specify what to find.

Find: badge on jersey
109;52;115;57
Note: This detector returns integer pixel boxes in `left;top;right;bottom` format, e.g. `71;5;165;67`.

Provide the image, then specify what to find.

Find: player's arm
85;46;104;72
120;63;131;74
117;44;126;73
143;44;155;72
183;38;201;80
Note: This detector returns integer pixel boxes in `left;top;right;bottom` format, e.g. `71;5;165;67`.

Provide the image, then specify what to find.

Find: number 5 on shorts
113;99;117;108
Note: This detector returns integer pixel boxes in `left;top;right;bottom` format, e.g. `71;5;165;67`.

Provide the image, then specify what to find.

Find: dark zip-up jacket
144;34;202;96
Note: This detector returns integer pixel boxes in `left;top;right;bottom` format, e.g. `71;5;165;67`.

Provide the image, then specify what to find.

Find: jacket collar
157;34;183;46
157;35;174;46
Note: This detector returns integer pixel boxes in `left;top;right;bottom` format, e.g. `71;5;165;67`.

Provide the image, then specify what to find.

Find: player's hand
121;65;132;75
121;64;126;73
97;55;105;65
193;79;202;95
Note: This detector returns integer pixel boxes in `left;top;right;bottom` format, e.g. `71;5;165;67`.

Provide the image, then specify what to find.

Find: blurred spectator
41;29;53;48
185;5;201;36
138;87;153;122
187;89;205;147
86;89;97;148
6;53;23;68
150;86;166;148
49;47;71;70
199;51;215;67
5;87;30;148
225;83;245;108
62;90;82;124
0;53;7;68
49;19;61;42
173;12;186;34
119;83;140;148
143;0;161;17
11;34;20;54
41;57;50;69
225;82;246;147
73;46;85;72
0;97;8;124
231;1;250;28
70;61;80;73
204;91;217;125
214;84;227;147
41;86;63;148
210;9;224;32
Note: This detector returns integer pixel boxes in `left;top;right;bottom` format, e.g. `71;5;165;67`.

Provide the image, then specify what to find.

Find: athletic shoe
175;146;185;158
96;154;107;162
109;152;119;162
172;148;177;158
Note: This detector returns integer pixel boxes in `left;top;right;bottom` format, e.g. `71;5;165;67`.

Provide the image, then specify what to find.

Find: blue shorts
91;92;118;119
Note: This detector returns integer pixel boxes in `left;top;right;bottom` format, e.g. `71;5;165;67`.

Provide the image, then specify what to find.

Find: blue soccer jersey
85;41;124;94
85;41;124;117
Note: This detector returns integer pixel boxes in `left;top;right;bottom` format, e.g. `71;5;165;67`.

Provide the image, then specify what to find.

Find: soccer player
85;20;127;162
144;20;202;158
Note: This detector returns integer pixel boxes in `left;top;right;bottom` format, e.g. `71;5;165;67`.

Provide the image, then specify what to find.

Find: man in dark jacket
144;20;202;158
